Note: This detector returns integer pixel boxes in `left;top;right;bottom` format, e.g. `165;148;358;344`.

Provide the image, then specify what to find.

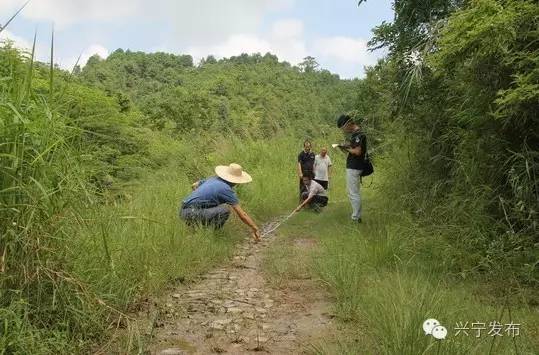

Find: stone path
148;220;335;354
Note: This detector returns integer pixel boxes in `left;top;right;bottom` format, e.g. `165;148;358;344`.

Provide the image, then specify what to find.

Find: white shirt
308;179;327;197
314;154;332;181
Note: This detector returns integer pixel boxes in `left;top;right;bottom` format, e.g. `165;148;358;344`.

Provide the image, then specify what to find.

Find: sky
0;0;394;79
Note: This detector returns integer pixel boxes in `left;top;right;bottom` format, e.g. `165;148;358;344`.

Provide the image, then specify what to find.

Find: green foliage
0;36;353;352
359;0;539;287
3;0;536;351
0;43;98;354
298;55;320;73
370;0;465;54
311;202;539;354
80;50;356;134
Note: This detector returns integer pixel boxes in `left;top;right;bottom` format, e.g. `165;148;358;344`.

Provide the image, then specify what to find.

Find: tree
72;64;81;75
359;0;539;285
205;55;217;64
298;56;319;73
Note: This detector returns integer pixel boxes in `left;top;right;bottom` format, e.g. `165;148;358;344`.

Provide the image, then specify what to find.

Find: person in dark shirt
336;114;368;223
297;140;315;199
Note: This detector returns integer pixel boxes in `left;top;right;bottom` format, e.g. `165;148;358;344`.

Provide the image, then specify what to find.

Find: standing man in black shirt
297;140;315;200
336;114;367;223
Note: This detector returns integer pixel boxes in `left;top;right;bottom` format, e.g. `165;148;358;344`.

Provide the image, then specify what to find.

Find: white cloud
0;27;109;70
0;1;380;78
268;19;307;64
186;34;272;61
167;0;296;45
0;29;32;50
0;30;56;66
0;0;144;27
60;44;109;70
1;0;296;31
271;18;303;39
313;36;376;65
311;36;378;78
81;44;109;63
183;23;377;78
186;18;307;66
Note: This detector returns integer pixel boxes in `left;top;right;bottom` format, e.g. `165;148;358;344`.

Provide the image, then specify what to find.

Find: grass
2;65;536;353
62;134;304;353
0;40;314;352
67;169;242;304
0;46;315;353
263;235;313;288
1;22;536;354
61;168;242;353
263;151;539;355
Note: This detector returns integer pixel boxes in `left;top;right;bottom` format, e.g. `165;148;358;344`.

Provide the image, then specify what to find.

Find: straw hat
215;163;252;184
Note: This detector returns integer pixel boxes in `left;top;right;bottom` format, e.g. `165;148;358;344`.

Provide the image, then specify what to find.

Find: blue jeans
180;204;231;229
346;169;363;220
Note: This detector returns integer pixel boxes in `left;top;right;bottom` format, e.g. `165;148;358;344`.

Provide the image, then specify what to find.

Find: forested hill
79;50;358;134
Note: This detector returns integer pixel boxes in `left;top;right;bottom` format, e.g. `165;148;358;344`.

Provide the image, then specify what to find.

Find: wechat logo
423;318;448;340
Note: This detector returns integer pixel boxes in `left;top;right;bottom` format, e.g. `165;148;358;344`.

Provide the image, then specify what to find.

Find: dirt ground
142;220;336;354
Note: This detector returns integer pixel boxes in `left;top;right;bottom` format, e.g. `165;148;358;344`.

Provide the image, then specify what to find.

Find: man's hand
252;228;261;242
232;205;260;240
296;194;312;212
297;162;303;178
294;203;305;213
348;145;362;156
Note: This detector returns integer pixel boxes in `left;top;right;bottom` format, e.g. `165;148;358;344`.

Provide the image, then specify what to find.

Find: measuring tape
260;210;297;238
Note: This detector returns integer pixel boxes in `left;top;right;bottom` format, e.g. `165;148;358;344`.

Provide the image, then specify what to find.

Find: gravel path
148;220;335;354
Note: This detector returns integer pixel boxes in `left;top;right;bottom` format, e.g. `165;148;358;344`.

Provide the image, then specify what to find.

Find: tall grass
62;134;309;353
309;202;538;354
68;169;241;302
0;45;313;352
273;143;539;354
0;40;96;353
209;133;301;218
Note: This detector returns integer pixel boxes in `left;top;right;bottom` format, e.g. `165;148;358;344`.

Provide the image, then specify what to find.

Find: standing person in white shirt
313;147;332;190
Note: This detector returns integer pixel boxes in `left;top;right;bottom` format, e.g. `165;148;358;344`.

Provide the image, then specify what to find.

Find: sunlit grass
280;161;539;355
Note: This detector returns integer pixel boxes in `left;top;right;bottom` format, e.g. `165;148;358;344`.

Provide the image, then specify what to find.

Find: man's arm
340;140;362;156
347;134;365;156
232;204;260;241
338;144;350;154
297;162;303;177
191;179;204;190
327;156;332;178
346;146;362;156
294;194;313;212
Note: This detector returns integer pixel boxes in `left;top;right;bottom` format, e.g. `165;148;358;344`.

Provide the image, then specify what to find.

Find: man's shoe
352;218;362;224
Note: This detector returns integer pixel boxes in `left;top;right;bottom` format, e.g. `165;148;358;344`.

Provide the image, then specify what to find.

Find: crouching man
180;163;261;241
294;175;328;213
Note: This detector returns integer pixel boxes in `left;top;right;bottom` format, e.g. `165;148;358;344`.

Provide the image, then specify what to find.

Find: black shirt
298;150;315;177
346;131;367;170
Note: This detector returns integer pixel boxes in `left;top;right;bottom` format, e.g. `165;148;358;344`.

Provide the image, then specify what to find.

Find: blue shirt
183;176;239;208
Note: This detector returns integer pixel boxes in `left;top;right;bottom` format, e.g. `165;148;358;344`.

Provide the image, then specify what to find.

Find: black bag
361;153;374;177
